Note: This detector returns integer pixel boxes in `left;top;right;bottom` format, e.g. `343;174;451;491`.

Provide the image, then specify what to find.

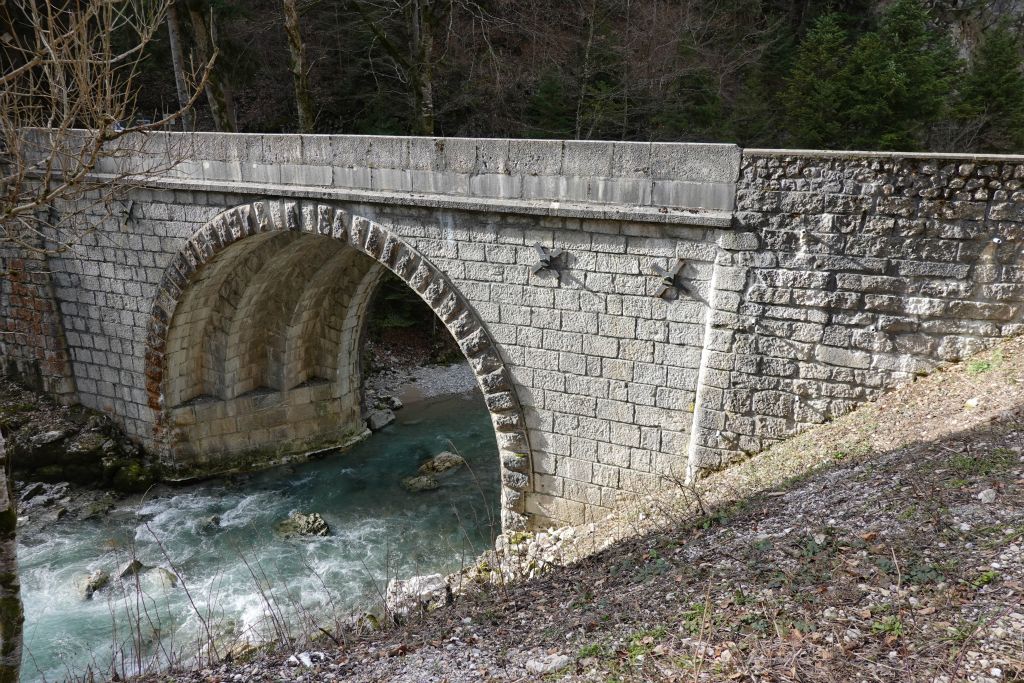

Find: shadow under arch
144;199;532;529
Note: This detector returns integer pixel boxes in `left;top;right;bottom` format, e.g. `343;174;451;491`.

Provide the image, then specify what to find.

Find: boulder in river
199;514;221;532
39;506;68;525
401;474;440;493
276;512;331;538
118;559;145;579
366;409;395;431
18;482;47;504
77;570;110;600
417;451;465;475
80;496;116;520
18;482;69;512
146;567;179;590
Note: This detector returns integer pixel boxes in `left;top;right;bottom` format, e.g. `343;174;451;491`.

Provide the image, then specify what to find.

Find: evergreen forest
94;0;1024;152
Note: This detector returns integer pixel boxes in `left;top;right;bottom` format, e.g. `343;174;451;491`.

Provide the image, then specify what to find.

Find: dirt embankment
152;336;1024;682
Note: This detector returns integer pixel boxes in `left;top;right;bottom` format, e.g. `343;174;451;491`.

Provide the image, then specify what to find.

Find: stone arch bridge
3;133;1024;529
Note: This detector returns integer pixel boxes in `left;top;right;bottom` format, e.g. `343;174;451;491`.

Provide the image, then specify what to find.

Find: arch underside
148;200;532;529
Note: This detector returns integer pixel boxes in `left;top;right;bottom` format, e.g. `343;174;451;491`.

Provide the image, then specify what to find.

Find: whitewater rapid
17;391;500;682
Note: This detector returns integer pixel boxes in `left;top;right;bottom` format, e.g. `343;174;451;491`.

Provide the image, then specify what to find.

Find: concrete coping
103;173;734;227
745;148;1024;163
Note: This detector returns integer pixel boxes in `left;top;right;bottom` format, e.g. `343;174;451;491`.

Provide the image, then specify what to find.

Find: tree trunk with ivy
282;0;316;132
184;0;237;132
0;431;22;683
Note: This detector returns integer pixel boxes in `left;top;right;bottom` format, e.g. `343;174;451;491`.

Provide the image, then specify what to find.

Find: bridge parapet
93;133;739;226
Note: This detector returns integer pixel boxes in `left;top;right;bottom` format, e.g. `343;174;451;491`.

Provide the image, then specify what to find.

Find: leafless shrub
1;0;211;257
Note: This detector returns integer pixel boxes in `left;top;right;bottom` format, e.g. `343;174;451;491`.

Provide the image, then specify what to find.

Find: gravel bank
364;363;479;406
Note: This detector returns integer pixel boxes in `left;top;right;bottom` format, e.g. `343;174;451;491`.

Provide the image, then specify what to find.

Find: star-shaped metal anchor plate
652;259;686;299
531;243;563;281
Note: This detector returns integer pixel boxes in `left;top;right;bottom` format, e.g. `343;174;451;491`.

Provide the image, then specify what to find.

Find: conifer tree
958;23;1024;153
526;71;577;139
782;0;959;150
781;12;848;148
843;0;959;150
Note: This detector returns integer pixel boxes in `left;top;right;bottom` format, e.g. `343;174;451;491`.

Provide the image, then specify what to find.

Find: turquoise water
17;392;500;682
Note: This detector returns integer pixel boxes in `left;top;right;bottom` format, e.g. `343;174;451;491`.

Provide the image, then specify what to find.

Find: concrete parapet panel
83;131;739;223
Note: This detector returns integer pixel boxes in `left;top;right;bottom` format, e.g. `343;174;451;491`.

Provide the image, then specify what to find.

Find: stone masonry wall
0;240;76;400
354;205;719;526
40;189;718;527
8;133;1024;529
688;151;1024;471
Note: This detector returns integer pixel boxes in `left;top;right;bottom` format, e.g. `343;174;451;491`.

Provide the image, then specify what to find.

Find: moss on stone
110;460;158;493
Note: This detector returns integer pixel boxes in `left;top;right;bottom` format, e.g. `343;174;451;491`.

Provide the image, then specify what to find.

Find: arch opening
147;200;532;529
359;269;467;407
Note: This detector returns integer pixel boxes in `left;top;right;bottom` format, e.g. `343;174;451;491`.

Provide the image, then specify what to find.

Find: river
16;390;500;682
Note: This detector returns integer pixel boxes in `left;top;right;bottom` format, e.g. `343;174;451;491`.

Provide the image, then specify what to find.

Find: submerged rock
77;569;110;600
199;514;221;532
146;567;178;589
401;474;439;493
276;512;331;538
418;451;465;475
366;409;396;431
118;559;145;579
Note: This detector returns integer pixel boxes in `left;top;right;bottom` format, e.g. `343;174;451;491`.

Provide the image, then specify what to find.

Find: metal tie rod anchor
652;259;685;299
531;243;563;280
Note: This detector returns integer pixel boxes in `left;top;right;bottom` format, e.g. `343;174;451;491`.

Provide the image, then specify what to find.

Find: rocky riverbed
1;377;164;535
3;333;505;682
2;344;480;532
1;377;160;491
6;362;502;683
361;345;479;434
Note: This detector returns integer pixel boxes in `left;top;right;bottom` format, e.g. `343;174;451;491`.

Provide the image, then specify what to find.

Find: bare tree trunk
282;0;316;132
166;1;194;130
184;0;236;132
0;431;22;683
409;0;435;135
347;0;441;135
575;0;598;140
